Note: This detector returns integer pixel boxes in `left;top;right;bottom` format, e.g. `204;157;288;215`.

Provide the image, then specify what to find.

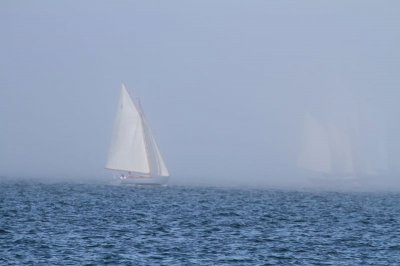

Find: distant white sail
106;84;169;177
327;123;354;175
298;113;332;174
352;108;388;176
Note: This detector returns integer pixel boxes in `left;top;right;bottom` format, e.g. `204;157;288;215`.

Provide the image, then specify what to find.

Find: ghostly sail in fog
298;107;388;178
298;113;332;174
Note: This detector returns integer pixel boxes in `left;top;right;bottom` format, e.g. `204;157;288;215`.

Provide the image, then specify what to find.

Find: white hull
119;176;168;186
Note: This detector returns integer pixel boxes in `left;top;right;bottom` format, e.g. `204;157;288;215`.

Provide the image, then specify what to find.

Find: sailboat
105;84;170;186
298;111;388;184
298;113;356;180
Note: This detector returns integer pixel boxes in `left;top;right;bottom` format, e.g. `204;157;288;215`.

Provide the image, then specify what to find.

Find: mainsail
105;84;169;177
297;113;332;174
327;123;355;175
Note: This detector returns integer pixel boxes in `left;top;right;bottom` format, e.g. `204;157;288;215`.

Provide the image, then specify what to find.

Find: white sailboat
106;84;169;186
298;111;388;183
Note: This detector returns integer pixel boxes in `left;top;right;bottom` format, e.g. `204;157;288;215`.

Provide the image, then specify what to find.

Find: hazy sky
1;1;399;189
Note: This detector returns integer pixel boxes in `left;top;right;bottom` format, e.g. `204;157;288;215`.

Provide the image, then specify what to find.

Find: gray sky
1;1;399;189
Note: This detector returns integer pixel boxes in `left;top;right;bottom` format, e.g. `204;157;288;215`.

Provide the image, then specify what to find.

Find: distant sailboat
106;84;169;186
298;111;388;181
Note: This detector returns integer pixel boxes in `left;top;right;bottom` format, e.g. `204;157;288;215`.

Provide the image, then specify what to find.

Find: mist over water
0;1;399;191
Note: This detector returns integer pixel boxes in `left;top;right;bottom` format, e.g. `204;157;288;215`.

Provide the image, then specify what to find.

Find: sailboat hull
119;176;169;186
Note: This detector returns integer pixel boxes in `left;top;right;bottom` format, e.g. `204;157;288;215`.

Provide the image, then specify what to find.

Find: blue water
1;181;400;265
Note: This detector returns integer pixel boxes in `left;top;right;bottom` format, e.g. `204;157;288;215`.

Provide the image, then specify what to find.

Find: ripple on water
0;182;400;265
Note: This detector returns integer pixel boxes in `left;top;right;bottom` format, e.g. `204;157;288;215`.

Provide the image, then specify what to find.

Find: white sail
106;85;150;174
106;84;169;178
148;130;170;176
298;113;332;173
327;124;354;175
352;108;388;176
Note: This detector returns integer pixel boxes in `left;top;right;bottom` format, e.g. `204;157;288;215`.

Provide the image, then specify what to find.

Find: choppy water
1;181;400;265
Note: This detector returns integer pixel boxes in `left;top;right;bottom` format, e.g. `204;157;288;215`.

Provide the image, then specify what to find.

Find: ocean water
1;181;400;265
